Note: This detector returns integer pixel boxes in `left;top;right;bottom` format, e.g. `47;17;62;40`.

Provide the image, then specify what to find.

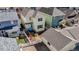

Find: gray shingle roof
57;7;74;16
0;11;19;22
41;28;72;50
52;8;65;17
67;27;79;40
21;8;30;17
39;7;54;15
0;37;20;51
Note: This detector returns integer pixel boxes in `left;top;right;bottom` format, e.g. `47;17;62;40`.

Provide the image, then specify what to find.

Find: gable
52;8;65;17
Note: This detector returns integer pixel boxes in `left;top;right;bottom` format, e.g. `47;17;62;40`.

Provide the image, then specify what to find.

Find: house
58;7;78;20
39;7;53;27
32;11;45;32
0;37;20;51
41;28;77;51
0;9;20;37
39;7;65;28
52;8;65;28
20;8;45;32
57;7;79;27
20;8;34;30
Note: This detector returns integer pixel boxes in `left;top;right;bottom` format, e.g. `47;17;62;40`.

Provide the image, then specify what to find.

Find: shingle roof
0;37;20;51
41;28;72;50
39;7;65;16
57;7;74;16
21;8;30;17
52;8;65;17
39;7;54;15
57;29;75;40
0;11;19;22
67;27;79;41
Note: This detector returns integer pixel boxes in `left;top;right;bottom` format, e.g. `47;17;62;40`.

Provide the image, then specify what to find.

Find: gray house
0;37;20;51
41;28;77;51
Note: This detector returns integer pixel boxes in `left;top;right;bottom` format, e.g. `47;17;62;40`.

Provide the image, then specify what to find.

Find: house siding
42;13;53;27
52;16;64;28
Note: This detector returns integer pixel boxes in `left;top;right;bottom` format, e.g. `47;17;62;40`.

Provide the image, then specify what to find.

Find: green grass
17;39;26;44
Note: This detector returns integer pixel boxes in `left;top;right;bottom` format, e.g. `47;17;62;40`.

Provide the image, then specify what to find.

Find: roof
52;8;65;17
39;7;65;16
41;28;72;50
30;7;41;11
34;42;50;51
67;27;79;41
0;11;19;22
57;7;74;16
39;7;54;15
55;29;75;40
0;37;20;51
22;46;37;51
21;8;30;17
23;9;35;23
69;10;77;16
22;7;42;17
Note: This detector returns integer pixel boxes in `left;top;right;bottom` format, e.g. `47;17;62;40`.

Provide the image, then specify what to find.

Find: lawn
16;39;26;44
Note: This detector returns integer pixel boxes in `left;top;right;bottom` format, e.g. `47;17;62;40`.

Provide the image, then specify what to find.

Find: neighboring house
0;10;20;37
39;7;65;28
32;11;45;32
21;8;45;32
58;7;78;20
0;37;20;51
20;8;34;30
52;8;65;28
39;7;53;27
41;28;77;51
57;7;79;27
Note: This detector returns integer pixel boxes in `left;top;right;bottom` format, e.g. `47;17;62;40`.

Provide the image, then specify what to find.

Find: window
38;18;42;21
37;25;43;29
